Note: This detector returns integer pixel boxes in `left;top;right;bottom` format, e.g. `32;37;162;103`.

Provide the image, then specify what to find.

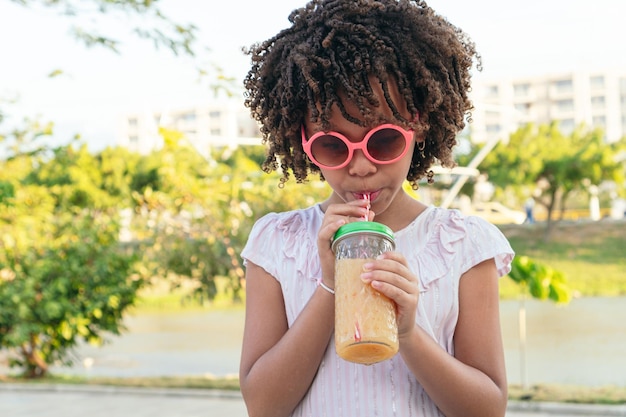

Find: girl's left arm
398;258;508;417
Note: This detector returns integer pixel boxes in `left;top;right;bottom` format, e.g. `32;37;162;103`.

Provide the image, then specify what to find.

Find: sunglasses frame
301;123;414;170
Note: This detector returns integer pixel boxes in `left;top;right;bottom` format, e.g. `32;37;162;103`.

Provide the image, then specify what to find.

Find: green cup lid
332;221;395;243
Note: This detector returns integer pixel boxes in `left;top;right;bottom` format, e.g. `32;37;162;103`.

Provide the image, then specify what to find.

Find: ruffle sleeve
460;214;515;278
400;208;515;292
241;208;321;287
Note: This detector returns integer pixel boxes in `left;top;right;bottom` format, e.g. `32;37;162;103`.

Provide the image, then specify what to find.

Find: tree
0;209;141;377
13;0;194;52
0;0;240;377
126;129;330;305
481;123;625;239
0;128;143;377
0;117;333;376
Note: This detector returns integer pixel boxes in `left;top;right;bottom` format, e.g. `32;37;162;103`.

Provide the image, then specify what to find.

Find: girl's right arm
239;261;335;417
240;201;368;417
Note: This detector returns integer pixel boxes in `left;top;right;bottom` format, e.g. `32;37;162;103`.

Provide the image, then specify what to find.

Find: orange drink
332;221;398;365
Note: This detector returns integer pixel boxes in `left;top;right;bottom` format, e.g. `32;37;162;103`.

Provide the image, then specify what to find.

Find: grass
498;219;626;299
508;384;626;405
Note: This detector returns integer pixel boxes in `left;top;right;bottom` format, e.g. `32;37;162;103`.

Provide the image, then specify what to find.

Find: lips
354;190;380;202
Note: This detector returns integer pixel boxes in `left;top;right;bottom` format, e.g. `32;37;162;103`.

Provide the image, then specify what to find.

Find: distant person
524;197;535;224
238;1;514;416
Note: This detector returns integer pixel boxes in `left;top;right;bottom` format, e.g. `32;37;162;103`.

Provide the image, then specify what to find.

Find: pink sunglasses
301;123;414;170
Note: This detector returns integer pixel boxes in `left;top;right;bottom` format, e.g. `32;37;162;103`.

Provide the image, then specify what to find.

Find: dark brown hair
243;0;480;187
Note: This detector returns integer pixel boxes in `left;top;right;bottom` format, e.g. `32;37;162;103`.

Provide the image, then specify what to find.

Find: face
302;76;421;219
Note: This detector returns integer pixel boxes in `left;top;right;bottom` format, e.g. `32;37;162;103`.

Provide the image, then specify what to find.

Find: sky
1;0;626;151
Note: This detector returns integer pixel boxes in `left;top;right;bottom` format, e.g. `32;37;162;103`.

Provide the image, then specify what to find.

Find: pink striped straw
358;193;370;221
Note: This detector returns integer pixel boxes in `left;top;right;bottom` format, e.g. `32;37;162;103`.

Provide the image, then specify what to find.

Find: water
2;297;625;386
500;296;626;386
56;309;245;379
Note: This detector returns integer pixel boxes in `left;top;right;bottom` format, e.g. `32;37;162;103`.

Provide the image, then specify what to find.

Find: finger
361;260;418;294
325;201;371;219
319;218;346;243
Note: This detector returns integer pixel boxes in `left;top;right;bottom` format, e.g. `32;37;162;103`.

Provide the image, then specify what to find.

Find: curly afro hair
243;0;480;187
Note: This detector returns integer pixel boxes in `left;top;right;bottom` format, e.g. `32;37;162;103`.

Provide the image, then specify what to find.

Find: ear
414;132;426;146
416;136;426;152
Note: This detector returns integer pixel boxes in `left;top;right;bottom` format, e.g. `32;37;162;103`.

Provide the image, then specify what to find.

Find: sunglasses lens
310;134;349;167
367;128;407;161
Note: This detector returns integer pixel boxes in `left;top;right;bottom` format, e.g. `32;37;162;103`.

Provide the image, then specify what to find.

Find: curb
507;400;626;416
2;383;625;415
0;382;243;400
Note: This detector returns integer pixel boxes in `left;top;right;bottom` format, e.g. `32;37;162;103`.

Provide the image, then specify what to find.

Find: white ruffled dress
241;204;514;417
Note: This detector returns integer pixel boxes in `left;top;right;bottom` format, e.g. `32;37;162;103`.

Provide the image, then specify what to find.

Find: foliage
0;111;331;377
507;256;571;304
0;0;242;378
0;113;147;377
0;200;142;378
128;129;329;304
479;123;626;239
8;0;238;93
11;0;195;56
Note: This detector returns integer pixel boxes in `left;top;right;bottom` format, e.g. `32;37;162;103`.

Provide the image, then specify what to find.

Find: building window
128;117;138;127
129;135;139;144
485;84;499;98
555;99;575;112
592;115;606;127
179;112;196;122
210;128;221;135
552;79;573;94
209;111;221;119
514;103;531;115
559;119;575;134
590;75;605;89
486;124;501;133
591;96;606;110
485;110;500;118
513;83;530;97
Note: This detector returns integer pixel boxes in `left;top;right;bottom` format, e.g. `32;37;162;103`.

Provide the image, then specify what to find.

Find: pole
441;134;503;208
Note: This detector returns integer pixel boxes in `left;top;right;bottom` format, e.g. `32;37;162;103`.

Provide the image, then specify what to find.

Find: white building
117;68;626;155
117;100;262;155
470;68;626;144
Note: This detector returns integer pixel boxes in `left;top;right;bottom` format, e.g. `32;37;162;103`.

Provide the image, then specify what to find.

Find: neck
374;191;427;231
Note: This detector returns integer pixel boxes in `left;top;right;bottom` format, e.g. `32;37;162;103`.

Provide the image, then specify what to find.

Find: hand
359;251;419;338
317;200;374;288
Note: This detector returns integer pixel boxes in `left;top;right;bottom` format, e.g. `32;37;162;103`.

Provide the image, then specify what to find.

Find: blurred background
1;0;625;405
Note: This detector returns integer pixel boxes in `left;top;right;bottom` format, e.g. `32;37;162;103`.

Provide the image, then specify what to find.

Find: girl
239;1;514;416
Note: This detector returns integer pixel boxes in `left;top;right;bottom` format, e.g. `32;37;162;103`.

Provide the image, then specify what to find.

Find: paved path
1;383;625;417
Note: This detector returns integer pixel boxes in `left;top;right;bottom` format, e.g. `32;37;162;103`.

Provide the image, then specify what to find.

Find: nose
347;149;377;176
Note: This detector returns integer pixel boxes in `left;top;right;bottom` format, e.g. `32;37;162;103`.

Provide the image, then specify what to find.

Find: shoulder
427;207;510;244
241;205;322;288
438;208;515;277
403;207;514;278
242;205;321;260
249;205;321;237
